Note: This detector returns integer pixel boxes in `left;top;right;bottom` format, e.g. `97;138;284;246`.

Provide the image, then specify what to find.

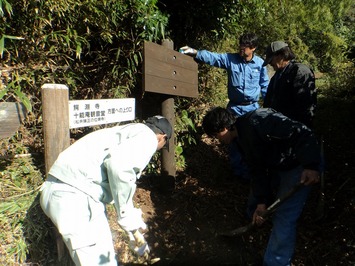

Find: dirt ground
106;134;354;266
25;98;354;266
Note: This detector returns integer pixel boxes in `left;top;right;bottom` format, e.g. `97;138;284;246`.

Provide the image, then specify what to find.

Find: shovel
314;136;326;221
220;182;304;237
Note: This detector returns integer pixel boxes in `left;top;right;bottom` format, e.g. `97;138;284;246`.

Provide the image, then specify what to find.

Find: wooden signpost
41;84;71;174
143;40;198;98
0;102;27;139
143;40;198;179
41;40;198;182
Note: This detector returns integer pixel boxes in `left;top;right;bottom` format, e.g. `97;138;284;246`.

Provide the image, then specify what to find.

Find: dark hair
202;107;237;137
239;33;258;49
274;46;295;61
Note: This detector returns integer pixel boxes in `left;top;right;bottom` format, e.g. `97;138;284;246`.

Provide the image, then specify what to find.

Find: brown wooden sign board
143;41;198;98
0;102;27;139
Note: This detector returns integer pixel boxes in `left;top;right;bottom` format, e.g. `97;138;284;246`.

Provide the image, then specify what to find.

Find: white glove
179;46;197;56
118;207;147;232
128;230;150;258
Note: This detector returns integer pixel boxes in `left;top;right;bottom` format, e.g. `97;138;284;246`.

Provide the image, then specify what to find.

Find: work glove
117;207;147;232
128;230;150;259
179;46;198;56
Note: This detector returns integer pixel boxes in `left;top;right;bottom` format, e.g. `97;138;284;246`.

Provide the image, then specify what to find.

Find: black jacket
236;108;320;203
263;61;316;128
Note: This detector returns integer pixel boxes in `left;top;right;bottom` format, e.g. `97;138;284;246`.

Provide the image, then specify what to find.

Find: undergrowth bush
0;154;43;265
317;61;355;99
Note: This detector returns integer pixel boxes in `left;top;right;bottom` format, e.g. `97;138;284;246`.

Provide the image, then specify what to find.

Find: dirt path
108;134;354;265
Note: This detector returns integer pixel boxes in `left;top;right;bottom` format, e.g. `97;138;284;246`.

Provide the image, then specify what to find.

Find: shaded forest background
0;0;354;265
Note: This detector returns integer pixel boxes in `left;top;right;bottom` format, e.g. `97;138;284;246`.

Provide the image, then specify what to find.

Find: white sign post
41;83;137;174
68;98;135;129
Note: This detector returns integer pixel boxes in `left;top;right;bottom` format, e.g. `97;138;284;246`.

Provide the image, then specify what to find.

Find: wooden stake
161;39;176;179
41;83;70;175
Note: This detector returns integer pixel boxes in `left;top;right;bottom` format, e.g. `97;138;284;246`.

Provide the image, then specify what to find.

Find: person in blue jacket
40;115;172;266
202;107;320;266
180;33;269;181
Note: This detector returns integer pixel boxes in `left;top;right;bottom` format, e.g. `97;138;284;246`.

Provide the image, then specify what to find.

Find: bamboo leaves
0;0;12;17
0;35;24;58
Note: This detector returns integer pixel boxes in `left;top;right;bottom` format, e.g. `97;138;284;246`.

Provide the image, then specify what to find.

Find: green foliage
144;151;161;175
1;71;32;111
174;109;197;170
144;109;198;173
0;35;24;58
0;0;12;17
0;155;43;265
317;60;355;99
1;0;168;110
160;0;353;70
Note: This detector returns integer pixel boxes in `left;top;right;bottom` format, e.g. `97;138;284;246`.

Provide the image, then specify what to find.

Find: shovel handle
262;182;304;219
220;182;304;237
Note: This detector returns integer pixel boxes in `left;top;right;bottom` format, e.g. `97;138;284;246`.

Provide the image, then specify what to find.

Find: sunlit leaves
0;0;12;17
1;0;169;111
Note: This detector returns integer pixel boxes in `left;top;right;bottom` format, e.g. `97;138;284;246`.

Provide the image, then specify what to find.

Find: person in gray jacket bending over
40;115;172;266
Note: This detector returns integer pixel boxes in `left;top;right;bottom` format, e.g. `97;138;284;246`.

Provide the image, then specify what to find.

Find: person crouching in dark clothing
202;107;320;266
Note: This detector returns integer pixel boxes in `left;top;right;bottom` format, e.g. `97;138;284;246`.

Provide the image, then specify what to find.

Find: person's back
49;123;157;192
202;106;321;266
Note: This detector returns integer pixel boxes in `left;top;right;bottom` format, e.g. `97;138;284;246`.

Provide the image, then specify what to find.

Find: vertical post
41;84;70;175
161;39;176;179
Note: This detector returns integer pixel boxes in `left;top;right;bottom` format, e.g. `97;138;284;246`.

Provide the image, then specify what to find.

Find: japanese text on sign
68;98;135;129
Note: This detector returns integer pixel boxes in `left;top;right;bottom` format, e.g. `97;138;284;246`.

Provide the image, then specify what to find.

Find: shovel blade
219;223;254;237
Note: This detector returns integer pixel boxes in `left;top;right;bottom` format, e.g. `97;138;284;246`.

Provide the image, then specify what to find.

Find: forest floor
17;96;355;266
108;135;354;266
110;96;355;266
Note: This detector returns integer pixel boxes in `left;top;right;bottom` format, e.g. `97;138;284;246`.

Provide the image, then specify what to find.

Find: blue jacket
196;50;269;115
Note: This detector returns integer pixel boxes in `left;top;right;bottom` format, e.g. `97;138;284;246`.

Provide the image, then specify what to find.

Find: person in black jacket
202;107;320;266
262;41;317;128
